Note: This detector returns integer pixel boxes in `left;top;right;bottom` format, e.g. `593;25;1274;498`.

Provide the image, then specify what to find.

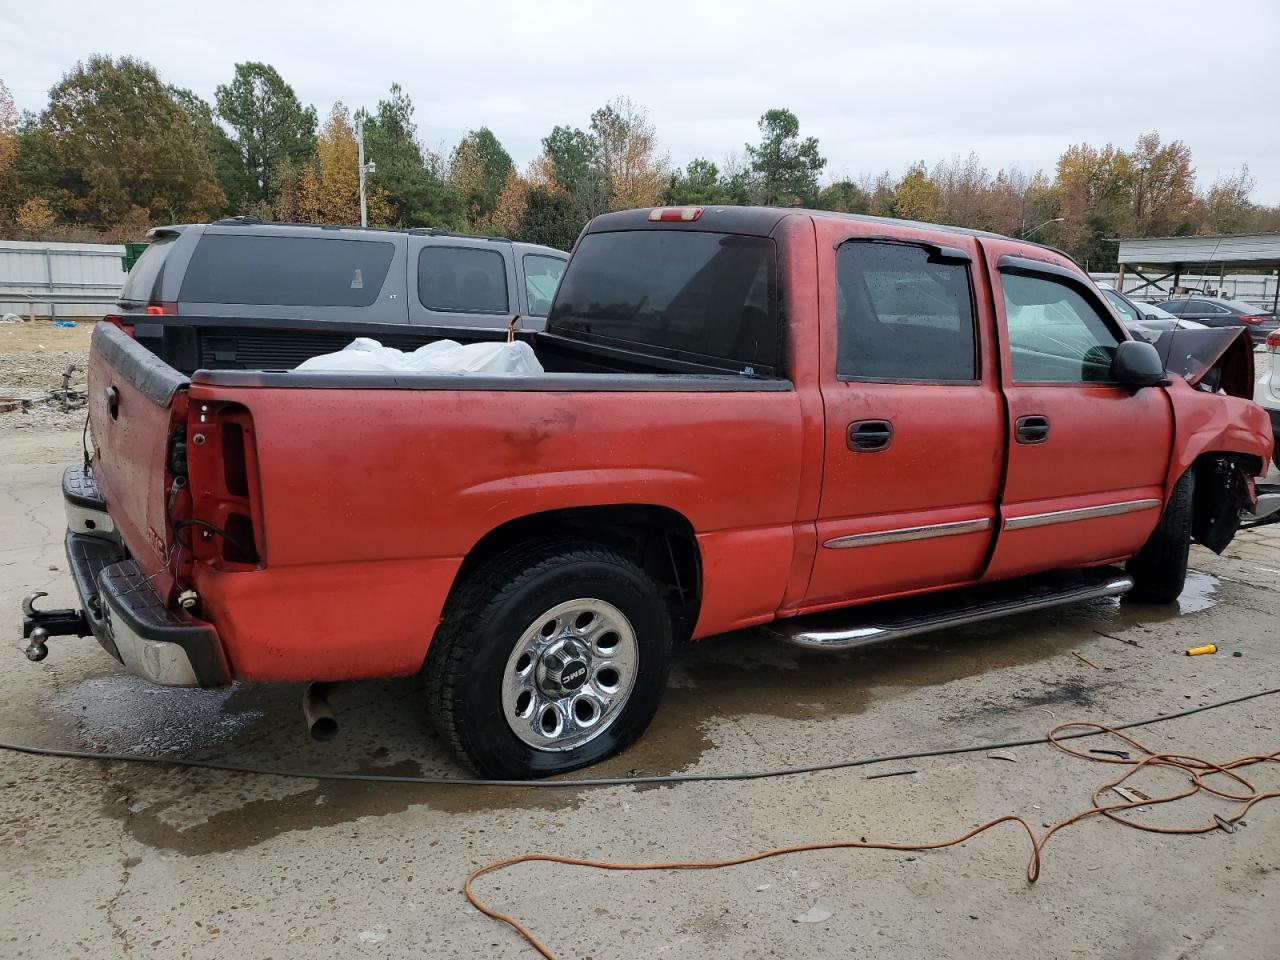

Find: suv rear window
179;234;395;307
119;235;178;304
418;246;509;314
548;231;779;372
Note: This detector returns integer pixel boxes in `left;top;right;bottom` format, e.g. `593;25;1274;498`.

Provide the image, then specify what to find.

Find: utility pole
355;117;375;227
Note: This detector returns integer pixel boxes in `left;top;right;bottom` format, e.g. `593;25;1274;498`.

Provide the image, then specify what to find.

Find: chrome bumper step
769;568;1135;652
1250;483;1280;521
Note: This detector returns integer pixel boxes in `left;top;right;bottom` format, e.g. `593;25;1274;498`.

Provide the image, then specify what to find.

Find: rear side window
523;254;566;316
548;231;778;371
1002;272;1121;383
179;234;394;307
836;241;977;381
418;246;509;314
120;235;178;304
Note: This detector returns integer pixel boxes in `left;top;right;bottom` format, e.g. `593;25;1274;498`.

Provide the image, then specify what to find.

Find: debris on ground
792;904;834;924
1186;644;1218;656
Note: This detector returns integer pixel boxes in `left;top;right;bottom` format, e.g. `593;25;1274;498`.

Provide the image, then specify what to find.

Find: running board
769;568;1135;652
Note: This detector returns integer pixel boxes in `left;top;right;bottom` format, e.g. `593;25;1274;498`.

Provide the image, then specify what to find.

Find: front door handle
1015;414;1050;444
848;419;894;452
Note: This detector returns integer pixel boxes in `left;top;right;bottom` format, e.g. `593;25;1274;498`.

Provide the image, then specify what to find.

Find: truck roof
586;205;1062;255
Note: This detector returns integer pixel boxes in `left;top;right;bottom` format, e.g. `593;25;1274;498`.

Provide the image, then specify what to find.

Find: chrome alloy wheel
501;598;639;752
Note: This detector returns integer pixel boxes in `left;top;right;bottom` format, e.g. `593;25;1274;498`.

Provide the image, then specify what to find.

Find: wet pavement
2;427;1278;959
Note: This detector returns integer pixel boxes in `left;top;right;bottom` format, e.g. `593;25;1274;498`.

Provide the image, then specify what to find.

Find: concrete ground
3;421;1280;958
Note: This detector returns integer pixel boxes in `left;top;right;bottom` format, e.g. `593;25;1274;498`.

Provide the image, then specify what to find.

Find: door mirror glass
1110;339;1168;387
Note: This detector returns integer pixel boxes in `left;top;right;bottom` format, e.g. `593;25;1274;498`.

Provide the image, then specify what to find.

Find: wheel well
452;505;703;639
1190;452;1263;554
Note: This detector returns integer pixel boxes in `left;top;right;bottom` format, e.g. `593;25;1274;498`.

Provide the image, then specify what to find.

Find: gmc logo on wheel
563;666;586;685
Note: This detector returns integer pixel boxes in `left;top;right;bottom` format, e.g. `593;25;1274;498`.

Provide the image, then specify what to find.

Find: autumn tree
0;80;16;180
589;97;667;210
1055;142;1131;265
39;55;224;226
745;108;825;206
215;62;316;203
1196;166;1255;235
483;168;530;236
1127;131;1195;236
0;79;17;222
892;164;941;222
277;103;390;225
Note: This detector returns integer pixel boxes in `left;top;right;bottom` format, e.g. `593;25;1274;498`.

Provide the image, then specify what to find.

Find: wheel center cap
559;660;588;691
537;638;590;696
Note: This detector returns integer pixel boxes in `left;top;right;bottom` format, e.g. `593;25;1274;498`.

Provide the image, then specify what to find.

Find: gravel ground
0;320;92;434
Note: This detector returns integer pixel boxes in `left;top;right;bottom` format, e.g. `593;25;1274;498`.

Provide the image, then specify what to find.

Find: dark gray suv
114;220;568;372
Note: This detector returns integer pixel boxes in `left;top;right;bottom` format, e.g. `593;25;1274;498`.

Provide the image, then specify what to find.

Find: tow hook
21;592;90;662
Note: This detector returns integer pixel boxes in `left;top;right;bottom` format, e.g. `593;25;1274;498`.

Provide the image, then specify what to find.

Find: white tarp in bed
294;337;544;375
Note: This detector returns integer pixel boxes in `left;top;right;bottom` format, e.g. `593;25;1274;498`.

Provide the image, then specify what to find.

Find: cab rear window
548;231;779;373
179;234;394;307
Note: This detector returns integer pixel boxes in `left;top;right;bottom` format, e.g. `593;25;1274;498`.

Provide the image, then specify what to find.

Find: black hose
1;685;1276;789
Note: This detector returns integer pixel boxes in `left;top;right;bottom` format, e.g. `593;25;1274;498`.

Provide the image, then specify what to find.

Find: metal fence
1089;270;1280;308
0;240;127;320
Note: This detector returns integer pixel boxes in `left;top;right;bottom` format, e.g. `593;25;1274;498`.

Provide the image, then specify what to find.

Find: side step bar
769;568;1134;652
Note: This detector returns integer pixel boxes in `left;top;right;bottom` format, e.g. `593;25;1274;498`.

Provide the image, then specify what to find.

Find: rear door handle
1015;415;1050;444
848;419;894;452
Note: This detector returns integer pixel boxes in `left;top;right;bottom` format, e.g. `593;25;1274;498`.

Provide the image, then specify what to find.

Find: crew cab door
802;221;1003;608
980;242;1174;579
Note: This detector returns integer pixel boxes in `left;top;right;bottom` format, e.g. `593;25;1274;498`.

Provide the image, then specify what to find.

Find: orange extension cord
464;722;1280;959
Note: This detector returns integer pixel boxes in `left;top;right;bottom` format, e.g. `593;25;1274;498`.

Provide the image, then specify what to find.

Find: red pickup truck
23;206;1277;778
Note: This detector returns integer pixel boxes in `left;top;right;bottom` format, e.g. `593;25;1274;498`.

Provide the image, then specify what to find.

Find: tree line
1;55;1277;266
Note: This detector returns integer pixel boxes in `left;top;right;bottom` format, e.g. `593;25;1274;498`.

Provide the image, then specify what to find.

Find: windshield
548;230;779;373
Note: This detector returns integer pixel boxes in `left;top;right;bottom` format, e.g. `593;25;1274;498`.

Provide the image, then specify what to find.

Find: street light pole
353;115;368;227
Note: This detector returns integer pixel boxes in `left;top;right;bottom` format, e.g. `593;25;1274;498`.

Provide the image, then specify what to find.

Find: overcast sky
4;0;1278;203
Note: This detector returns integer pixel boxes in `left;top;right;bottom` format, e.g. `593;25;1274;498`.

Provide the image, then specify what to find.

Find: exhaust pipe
302;682;338;741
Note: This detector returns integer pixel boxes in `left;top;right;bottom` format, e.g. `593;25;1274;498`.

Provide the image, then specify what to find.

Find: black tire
1126;470;1195;603
425;540;673;778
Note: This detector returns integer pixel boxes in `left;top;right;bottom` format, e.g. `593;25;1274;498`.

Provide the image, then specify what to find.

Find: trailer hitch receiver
21;591;90;662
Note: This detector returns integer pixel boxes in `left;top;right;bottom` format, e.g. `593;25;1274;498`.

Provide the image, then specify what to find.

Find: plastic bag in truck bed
294;337;544;375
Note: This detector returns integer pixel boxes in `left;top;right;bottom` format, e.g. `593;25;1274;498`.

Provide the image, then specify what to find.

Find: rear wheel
425;541;673;778
1126;470;1195;603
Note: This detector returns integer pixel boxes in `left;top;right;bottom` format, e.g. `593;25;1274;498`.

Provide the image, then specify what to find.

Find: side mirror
1111;339;1169;388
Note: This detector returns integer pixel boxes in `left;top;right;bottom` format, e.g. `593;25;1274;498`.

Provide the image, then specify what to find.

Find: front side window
835;241;977;381
179;234;394;307
418;246;509;314
523;255;566;316
1101;288;1139;323
1002;272;1121;383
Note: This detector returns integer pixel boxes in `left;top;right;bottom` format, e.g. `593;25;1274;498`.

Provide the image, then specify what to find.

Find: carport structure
1115;232;1280;311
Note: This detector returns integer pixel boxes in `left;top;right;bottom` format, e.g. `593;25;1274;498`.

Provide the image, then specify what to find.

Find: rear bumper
60;465;229;687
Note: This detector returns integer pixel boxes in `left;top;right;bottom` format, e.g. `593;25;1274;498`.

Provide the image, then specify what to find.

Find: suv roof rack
407;227;511;242
211;215;265;226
